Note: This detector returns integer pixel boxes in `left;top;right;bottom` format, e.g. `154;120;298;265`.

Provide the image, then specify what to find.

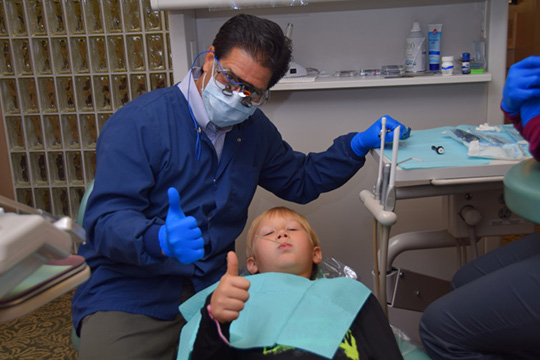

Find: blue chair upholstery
77;180;94;226
71;179;94;352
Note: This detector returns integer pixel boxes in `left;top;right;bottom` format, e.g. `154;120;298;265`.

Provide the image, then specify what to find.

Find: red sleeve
502;105;540;161
521;115;540;161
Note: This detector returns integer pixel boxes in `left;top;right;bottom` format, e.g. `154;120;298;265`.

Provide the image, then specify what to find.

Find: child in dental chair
178;207;403;360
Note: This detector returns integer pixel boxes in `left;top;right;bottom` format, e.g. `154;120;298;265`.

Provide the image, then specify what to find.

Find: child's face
246;214;322;278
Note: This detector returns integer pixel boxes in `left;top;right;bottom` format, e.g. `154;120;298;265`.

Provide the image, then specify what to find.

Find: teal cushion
504;159;540;224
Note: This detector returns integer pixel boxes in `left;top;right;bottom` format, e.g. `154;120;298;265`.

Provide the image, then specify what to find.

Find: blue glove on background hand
520;98;540;127
351;115;408;157
159;187;204;264
502;56;540;115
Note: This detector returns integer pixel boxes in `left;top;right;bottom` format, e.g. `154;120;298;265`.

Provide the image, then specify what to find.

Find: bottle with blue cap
462;52;471;74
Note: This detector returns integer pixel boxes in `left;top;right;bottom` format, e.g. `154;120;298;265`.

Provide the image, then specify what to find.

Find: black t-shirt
190;294;403;360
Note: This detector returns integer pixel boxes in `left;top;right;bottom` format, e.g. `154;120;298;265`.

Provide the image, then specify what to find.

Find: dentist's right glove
351;115;408;157
502;56;540;115
159;187;204;264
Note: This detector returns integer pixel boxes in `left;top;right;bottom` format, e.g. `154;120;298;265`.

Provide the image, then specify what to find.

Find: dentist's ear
246;256;259;274
201;46;216;73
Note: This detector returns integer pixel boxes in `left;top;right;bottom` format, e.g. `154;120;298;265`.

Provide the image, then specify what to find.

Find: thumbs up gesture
158;187;204;264
210;251;251;323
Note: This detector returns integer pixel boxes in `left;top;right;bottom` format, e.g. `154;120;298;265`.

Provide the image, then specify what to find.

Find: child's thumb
226;251;239;276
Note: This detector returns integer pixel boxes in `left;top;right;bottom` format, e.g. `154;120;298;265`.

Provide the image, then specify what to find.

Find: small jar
441;56;454;76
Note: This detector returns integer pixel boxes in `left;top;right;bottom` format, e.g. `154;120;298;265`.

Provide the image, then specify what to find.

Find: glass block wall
0;0;173;219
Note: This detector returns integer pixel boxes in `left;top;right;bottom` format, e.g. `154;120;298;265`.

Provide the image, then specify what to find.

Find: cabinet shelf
272;72;491;91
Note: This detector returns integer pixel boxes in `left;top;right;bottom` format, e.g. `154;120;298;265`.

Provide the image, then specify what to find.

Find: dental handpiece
374;116;387;200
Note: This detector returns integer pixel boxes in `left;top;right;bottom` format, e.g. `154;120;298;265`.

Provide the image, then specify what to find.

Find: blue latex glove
159;187;204;264
502;56;540;115
520;98;540;127
351;115;408;157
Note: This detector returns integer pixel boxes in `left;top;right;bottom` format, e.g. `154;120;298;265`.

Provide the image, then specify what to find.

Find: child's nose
277;230;289;239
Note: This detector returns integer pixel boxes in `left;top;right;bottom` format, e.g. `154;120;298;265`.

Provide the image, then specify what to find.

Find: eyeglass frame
211;58;270;107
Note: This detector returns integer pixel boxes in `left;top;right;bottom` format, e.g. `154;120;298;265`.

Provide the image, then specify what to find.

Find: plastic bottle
462;52;471;74
405;22;426;73
441;56;454;76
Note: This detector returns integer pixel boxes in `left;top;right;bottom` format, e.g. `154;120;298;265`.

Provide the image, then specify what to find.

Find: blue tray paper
383;125;493;170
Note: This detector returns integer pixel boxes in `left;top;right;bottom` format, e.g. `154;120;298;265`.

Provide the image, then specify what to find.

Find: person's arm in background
505;100;540;161
501;56;540;161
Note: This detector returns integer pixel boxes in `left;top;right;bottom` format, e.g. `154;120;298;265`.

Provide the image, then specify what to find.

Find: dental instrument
361;125;400;314
374;116;387;200
385;126;400;212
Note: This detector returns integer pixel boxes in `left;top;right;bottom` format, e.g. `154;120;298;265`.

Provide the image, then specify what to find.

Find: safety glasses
212;59;270;107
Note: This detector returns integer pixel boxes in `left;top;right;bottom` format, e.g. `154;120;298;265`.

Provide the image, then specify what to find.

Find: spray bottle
405;22;426;73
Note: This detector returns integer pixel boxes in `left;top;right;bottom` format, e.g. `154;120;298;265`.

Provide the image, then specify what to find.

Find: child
179;207;403;359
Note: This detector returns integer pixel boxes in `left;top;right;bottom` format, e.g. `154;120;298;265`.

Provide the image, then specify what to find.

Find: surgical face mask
202;64;257;128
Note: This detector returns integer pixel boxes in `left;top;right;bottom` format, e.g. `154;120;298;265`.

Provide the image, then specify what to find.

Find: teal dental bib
177;272;371;359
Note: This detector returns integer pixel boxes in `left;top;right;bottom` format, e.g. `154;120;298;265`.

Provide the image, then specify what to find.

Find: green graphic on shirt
262;344;295;355
260;330;359;359
339;330;360;360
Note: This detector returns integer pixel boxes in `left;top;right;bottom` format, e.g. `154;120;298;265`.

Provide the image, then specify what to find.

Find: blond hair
246;207;319;257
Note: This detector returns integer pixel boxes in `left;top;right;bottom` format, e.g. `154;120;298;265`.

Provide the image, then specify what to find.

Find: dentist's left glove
159;187;204;264
351;115;408;157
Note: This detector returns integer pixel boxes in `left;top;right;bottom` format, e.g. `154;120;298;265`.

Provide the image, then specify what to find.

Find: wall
507;0;540;67
0;0;173;218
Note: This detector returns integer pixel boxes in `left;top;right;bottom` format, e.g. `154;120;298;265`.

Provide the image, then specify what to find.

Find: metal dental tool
380;163;391;206
384;126;400;212
397;157;423;165
374;116;387;200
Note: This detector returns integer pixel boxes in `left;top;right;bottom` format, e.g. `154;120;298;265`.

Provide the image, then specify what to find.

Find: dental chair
0;192;90;324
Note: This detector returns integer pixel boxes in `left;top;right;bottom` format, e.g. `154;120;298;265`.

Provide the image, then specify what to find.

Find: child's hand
210;251;251;323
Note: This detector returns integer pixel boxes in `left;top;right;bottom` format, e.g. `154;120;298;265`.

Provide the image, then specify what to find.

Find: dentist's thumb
166;187;185;223
226;251;239;277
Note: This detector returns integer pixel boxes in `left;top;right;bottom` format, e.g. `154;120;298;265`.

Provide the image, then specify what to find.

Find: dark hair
212;14;292;89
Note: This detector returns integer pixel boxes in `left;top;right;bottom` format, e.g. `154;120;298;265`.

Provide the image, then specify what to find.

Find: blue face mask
202;72;256;128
